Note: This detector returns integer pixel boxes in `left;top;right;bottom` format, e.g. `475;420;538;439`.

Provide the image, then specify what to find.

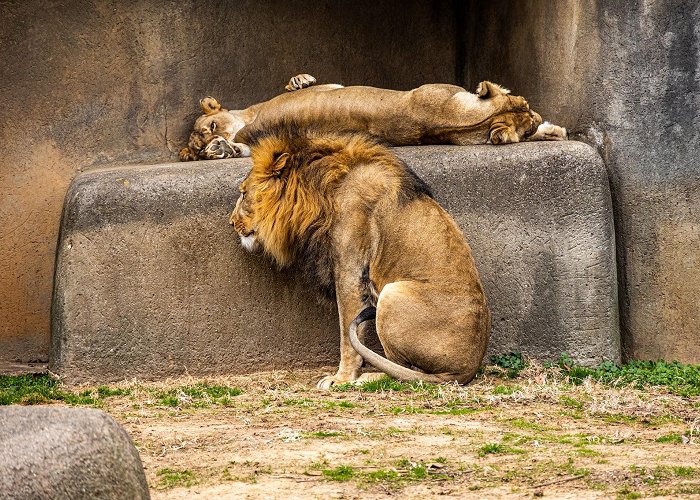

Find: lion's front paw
199;136;241;160
316;374;356;391
285;74;317;92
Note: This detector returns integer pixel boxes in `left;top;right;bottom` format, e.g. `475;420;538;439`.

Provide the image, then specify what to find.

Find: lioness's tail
348;307;445;384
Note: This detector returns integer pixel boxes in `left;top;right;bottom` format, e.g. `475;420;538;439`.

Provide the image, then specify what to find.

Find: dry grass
38;362;699;499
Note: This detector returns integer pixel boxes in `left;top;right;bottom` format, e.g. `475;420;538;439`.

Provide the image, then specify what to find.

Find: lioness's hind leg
285;74;317;92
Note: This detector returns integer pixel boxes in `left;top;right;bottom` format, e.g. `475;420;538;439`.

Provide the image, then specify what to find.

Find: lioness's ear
200;96;222;115
476;81;511;98
270;152;290;178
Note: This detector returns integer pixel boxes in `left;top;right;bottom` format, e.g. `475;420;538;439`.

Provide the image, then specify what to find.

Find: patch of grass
322;465;355;481
600;413;638;425
478;443;526;457
431;407;482;415
492;385;521;395
333;376;438;394
553;353;700;397
305;431;344;439
672;466;696;477
616;486;642;499
324;400;356;409
507;418;547;432
0;374;99;406
559;395;584;409
655;432;683;444
488;352;527;378
563;457;590;476
150;383;242;408
96;386;131;398
156;468;198;489
365;469;399;482
389;406;425;415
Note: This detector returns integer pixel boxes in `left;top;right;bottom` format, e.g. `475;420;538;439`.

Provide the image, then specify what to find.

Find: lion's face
229;179;261;252
179;97;246;161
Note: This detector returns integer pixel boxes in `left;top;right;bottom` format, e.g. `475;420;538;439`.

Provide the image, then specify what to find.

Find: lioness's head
179;97;246;161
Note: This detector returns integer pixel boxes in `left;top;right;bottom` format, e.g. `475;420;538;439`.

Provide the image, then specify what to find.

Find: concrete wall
0;0;458;364
464;0;700;363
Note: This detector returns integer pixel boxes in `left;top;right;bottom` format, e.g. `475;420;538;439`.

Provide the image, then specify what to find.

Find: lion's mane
243;122;432;300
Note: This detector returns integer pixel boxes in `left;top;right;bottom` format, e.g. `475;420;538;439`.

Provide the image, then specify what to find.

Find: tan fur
180;74;566;161
230;125;491;389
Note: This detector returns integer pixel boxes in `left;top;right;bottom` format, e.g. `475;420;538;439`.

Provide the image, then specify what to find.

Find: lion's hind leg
374;281;484;384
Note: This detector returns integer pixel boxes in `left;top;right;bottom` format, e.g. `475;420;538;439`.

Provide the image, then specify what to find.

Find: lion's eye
210;122;217;133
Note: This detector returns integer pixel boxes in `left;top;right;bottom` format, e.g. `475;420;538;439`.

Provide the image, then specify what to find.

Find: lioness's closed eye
230;122;490;389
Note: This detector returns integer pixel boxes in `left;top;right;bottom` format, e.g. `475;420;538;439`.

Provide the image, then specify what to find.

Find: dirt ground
61;365;700;499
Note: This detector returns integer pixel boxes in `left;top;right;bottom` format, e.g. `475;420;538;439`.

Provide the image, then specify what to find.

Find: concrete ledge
51;142;620;385
0;406;149;499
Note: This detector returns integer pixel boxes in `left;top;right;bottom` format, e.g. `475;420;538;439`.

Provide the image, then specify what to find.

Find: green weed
553;354;700;397
322;465;355;481
488;352;527;378
478;443;526;457
655;432;683;444
156;468;198;489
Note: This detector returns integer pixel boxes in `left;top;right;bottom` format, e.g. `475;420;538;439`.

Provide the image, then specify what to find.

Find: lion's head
179;97;246;161
229;127;351;268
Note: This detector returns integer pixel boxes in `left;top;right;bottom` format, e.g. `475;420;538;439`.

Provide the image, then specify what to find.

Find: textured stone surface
51;142;619;385
464;0;700;363
0;406;150;499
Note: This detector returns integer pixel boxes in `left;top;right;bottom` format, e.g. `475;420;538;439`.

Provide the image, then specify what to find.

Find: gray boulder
0;406;149;499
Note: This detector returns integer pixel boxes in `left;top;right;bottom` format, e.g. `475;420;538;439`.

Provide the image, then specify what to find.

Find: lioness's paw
201;136;246;160
537;122;568;140
285;74;317;92
179;147;197;162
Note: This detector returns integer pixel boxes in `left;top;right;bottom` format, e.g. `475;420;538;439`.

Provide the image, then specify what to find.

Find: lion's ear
270;152;290;178
200;96;222;115
476;81;511;99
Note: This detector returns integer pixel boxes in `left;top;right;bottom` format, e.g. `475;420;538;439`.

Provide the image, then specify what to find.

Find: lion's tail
348;307;446;384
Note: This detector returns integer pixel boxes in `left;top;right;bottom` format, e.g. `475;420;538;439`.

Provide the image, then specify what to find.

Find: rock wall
465;0;700;363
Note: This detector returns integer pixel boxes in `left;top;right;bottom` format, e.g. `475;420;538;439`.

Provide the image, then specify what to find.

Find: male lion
180;74;566;161
229;123;490;389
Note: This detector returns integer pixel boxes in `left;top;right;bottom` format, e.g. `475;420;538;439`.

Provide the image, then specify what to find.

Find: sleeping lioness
180;74;566;161
230;123;490;388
